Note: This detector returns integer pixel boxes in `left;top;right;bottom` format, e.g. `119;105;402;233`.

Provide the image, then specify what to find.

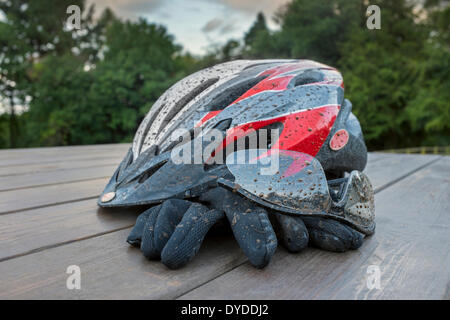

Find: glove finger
161;204;224;269
302;217;364;252
274;213;309;253
127;206;157;247
202;187;278;268
198;187;229;210
141;199;191;259
226;206;277;269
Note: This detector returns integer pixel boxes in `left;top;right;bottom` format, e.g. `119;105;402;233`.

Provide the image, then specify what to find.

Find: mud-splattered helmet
98;59;372;233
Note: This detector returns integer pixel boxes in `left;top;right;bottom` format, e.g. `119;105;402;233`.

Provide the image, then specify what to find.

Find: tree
2;0;449;150
0;113;9;147
242;12;281;59
84;18;183;144
339;0;428;149
221;39;241;61
405;0;450;146
244;12;269;47
25;17;184;146
24;53;92;146
242;0;450;149
0;0;94;147
272;0;365;65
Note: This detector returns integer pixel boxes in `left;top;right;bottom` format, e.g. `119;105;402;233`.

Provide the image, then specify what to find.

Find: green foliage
406;45;450;146
25;53;92;146
0;0;449;150
405;1;450;146
85;19;183;144
245;0;366;64
244;0;449;149
0;114;9;147
25;17;184;146
339;0;428;148
244;12;269;47
0;0;94;147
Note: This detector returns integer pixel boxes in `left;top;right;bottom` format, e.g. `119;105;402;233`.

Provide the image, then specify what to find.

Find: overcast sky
87;0;290;55
0;0;291;113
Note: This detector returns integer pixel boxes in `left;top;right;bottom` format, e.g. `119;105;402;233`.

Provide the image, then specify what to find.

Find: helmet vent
160;128;195;154
256;122;283;149
243;61;280;71
136;103;165;156
293;70;325;87
205;121;284;167
137;159;168;184
208;75;268;111
160;77;220;129
213;118;232;132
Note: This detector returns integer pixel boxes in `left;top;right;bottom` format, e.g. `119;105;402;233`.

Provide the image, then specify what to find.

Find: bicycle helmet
98;59;372;232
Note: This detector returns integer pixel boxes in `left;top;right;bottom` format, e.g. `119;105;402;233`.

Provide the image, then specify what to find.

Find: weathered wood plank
0;144;129;167
0;158;120;177
0;178;108;214
0;153;126;168
0;153;438;214
178;157;450;300
0;153;437;259
0;164;117;191
0;229;246;299
363;153;440;192
0;200;141;261
0;152;443;299
366;152;387;163
0;143;130;157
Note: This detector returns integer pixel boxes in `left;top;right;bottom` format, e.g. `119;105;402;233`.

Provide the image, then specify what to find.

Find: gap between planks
175;155;445;299
0;155;441;259
0;154;443;300
176;158;449;300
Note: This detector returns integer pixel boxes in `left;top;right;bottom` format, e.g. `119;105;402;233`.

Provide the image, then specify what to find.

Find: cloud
201;17;237;35
83;0;289;55
87;0;164;20
120;0;164;13
201;18;224;33
216;0;291;18
220;21;237;35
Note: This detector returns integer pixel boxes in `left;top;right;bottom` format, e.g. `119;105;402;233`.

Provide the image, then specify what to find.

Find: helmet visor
223;149;331;213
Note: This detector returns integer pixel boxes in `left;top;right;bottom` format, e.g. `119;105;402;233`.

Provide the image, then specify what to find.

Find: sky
87;0;291;55
0;0;291;114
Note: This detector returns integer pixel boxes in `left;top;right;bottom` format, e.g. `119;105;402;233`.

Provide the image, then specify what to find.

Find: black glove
127;187;364;269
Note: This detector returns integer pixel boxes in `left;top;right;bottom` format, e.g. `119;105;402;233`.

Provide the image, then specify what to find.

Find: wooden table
0;144;448;299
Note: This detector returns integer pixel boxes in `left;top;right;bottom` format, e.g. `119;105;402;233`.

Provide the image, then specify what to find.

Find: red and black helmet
99;59;368;214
